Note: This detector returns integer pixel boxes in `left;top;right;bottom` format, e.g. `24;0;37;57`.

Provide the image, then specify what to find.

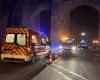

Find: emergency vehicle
1;27;50;63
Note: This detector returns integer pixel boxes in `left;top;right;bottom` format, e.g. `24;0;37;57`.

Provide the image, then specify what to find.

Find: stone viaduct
0;0;100;47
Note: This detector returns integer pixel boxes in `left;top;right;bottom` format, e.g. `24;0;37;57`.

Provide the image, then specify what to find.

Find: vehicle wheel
29;56;37;64
24;56;36;64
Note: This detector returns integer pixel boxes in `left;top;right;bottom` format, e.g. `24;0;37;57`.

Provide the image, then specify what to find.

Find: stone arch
29;6;50;32
62;2;100;37
70;5;99;42
62;0;100;15
6;0;50;29
51;0;100;47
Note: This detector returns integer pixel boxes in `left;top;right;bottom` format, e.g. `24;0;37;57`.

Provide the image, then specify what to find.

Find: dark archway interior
40;9;51;38
70;6;99;43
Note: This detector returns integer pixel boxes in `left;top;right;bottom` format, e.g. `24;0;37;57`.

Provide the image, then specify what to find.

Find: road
32;50;100;80
0;57;47;80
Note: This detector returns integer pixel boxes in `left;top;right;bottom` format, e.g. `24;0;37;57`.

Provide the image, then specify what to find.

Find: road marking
50;66;72;80
52;63;89;80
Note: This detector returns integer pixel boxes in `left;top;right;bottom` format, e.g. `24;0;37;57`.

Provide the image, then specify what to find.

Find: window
6;34;15;43
17;34;26;46
41;38;46;44
32;35;38;44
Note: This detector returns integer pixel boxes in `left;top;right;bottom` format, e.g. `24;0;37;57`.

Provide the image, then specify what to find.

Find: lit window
42;38;46;44
32;35;37;44
6;34;15;43
17;34;26;45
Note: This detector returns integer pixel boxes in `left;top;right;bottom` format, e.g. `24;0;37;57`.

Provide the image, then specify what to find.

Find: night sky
70;6;99;41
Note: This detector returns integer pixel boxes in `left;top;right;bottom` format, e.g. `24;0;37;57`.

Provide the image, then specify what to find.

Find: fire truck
1;27;50;63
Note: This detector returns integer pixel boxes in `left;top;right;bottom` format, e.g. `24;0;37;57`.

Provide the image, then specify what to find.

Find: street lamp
81;32;86;40
60;36;68;43
81;32;86;36
80;32;86;46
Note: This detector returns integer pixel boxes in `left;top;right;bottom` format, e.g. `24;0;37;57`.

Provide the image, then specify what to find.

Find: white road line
52;63;89;80
50;66;72;80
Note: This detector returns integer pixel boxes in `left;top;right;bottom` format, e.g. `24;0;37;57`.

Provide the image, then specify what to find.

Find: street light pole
81;32;86;37
81;32;86;39
80;32;86;46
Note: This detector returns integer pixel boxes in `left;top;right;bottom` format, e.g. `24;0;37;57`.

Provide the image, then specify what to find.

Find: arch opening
39;9;51;38
70;5;99;44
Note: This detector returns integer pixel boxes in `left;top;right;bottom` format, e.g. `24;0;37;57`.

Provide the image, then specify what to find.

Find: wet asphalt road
0;58;47;80
32;50;100;80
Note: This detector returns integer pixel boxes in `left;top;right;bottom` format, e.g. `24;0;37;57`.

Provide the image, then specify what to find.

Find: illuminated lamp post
81;32;86;37
81;32;86;40
80;32;86;46
60;37;68;43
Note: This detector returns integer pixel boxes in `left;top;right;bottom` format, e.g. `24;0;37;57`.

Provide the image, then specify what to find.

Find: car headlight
59;45;63;49
72;46;76;51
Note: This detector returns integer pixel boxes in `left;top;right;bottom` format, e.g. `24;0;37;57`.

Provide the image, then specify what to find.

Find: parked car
78;45;89;50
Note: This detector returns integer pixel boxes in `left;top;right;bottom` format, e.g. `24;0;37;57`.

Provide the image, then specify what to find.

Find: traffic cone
48;52;52;64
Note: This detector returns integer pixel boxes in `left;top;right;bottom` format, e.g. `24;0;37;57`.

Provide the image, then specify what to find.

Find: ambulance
1;27;50;63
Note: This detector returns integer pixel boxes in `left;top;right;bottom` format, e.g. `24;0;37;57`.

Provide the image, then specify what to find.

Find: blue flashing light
40;27;47;34
40;32;44;35
39;31;45;37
